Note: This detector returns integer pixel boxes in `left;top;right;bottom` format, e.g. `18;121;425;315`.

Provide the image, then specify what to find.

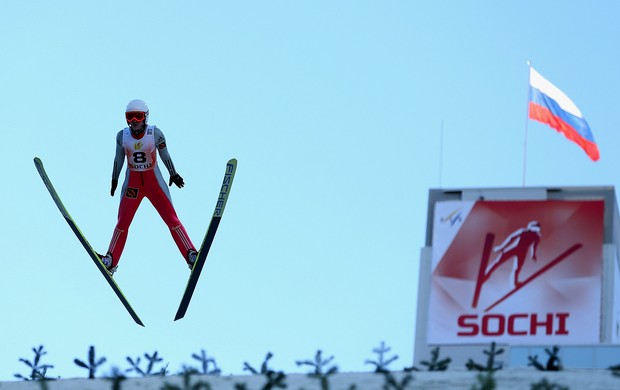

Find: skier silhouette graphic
485;221;541;288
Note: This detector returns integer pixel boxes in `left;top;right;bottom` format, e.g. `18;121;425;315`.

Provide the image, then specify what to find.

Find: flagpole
439;120;444;188
522;61;532;187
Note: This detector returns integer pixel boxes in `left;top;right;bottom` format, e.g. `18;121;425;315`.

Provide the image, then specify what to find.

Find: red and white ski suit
106;125;195;267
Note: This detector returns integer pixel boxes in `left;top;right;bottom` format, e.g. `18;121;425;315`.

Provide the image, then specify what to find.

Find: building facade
414;186;620;368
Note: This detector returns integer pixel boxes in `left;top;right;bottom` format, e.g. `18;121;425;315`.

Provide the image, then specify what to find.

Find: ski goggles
125;111;146;122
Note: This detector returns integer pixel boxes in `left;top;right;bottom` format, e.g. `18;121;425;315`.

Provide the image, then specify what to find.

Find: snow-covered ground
1;369;619;389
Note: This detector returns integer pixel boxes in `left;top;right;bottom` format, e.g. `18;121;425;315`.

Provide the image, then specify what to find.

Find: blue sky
2;0;620;379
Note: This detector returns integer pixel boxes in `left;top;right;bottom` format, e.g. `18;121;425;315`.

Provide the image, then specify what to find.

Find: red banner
429;200;603;344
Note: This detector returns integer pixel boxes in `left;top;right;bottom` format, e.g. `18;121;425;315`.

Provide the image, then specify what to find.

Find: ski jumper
106;125;195;267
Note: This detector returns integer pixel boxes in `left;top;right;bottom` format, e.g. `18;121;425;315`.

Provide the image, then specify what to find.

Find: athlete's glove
169;173;185;188
110;179;118;196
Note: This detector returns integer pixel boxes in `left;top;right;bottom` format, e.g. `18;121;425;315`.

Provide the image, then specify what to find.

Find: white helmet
125;99;149;124
527;220;541;230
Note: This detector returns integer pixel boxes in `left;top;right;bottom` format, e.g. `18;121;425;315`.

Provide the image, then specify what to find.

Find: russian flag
528;67;599;161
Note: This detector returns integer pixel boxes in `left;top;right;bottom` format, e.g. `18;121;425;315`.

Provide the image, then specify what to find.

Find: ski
175;158;237;321
33;157;144;326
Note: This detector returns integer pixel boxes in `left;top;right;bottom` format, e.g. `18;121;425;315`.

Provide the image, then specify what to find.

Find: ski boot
186;249;198;270
98;252;117;276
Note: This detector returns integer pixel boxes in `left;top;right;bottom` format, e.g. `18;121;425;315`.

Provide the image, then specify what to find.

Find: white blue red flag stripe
528;67;599;161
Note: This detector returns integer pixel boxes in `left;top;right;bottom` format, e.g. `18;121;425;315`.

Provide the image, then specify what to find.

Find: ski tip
34;157;42;165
